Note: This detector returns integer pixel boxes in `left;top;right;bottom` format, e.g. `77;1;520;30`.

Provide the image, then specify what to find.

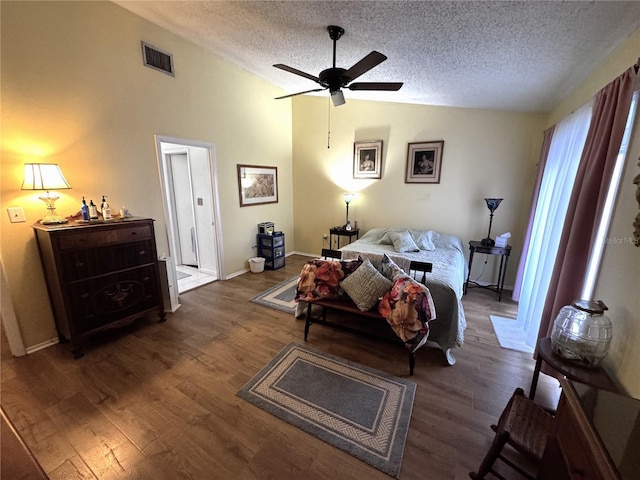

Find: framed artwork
405;141;444;184
237;164;278;207
353;140;383;179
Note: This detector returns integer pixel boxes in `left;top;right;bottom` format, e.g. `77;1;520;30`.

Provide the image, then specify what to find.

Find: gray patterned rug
249;276;299;313
236;342;416;478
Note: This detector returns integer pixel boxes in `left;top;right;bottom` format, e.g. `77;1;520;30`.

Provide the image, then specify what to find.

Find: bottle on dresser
81;197;90;221
88;199;99;220
101;195;112;220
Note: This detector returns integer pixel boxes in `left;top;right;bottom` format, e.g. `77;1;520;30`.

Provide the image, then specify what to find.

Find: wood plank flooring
1;254;561;479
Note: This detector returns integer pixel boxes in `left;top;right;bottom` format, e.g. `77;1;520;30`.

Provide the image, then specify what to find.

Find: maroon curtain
512;126;555;301
538;67;636;340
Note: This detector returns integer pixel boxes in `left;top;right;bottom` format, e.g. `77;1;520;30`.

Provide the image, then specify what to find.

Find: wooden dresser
33;217;165;358
538;378;640;479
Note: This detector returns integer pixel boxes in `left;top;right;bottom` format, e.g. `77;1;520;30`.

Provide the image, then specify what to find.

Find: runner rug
236;342;416;478
249;275;299;314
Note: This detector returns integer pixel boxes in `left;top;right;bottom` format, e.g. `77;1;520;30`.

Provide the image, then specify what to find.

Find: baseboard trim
25;338;59;355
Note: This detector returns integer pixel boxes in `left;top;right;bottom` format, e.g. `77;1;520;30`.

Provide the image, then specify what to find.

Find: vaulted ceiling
115;1;640;112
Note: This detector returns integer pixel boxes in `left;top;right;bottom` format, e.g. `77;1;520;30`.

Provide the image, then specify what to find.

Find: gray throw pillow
340;258;393;311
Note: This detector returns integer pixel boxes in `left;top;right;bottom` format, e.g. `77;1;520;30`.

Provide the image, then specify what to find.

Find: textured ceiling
114;1;640;112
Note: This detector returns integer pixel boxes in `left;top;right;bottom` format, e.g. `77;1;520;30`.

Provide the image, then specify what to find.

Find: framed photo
237;164;278;207
405;141;444;184
353;140;383;179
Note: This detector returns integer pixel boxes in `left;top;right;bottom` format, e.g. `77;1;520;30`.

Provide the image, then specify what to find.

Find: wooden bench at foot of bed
303;257;434;376
304;296;420;375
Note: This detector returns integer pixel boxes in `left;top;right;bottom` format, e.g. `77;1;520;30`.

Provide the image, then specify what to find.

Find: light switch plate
7;207;26;223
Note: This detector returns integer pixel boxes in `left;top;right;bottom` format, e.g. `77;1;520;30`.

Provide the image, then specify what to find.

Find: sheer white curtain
517;102;594;348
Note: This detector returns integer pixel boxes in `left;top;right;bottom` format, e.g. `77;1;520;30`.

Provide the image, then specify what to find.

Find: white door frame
154;135;225;280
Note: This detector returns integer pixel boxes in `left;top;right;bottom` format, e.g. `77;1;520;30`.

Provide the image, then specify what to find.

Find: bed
339;227;468;365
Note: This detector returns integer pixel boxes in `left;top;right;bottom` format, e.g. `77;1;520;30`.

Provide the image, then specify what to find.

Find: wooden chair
469;387;554;480
321;248;341;260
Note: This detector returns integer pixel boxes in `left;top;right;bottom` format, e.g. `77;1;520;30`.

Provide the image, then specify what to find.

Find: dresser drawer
58;224;152;250
61;239;155;281
260;246;285;259
67;265;160;334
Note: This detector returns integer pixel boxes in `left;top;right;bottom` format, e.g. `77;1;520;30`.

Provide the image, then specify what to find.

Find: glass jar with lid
550;299;612;368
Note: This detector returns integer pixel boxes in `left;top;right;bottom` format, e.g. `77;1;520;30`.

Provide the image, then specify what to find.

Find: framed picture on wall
405;140;444;184
237;164;278;207
353;140;383;179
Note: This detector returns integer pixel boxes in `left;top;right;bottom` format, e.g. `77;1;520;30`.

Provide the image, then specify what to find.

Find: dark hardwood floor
1;254;561;479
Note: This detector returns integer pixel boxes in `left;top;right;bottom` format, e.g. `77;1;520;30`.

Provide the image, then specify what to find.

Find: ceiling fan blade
342;51;387;82
275;87;327;100
348;82;403;91
273;64;321;84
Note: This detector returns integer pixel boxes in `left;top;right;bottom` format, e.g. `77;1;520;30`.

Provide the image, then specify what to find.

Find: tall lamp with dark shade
342;193;355;230
481;197;503;246
22;163;72;224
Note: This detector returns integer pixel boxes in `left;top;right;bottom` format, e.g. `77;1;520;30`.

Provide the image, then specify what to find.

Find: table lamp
22;163;72;224
343;193;355;230
481;197;503;246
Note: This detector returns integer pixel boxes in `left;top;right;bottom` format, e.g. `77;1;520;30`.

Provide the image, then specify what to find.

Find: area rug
490;315;534;353
176;270;191;280
250;275;299;314
237;342;416;478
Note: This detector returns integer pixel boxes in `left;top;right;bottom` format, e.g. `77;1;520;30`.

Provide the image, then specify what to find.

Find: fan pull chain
327;96;331;149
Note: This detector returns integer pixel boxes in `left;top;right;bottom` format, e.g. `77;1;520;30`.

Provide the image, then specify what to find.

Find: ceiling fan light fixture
273;25;402;106
331;90;345;106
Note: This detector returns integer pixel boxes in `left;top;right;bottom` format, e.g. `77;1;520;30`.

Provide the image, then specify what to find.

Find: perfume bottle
81;197;90;221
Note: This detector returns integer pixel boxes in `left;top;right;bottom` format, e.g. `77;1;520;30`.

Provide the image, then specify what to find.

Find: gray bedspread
340;228;468;354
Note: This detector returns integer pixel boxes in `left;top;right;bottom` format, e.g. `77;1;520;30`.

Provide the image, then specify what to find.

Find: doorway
155;136;224;293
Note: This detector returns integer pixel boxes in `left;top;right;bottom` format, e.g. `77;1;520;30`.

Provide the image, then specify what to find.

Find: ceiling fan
274;25;403;106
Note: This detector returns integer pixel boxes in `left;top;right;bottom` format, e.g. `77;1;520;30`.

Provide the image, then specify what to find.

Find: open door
155;136;224;285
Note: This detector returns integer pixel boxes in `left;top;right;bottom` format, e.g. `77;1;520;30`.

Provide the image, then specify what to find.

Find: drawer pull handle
81;293;90;299
75;262;85;268
143;276;150;281
138;250;146;255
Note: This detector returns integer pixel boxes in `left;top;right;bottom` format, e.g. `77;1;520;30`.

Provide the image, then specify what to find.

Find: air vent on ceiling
141;41;174;76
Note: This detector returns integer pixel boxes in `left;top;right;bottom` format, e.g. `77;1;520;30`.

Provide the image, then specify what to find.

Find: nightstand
464;240;511;301
329;227;359;249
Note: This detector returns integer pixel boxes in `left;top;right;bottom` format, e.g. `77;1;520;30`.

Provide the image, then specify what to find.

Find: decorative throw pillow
379;253;407;281
388;230;420;253
411;229;438;251
340;258;393;311
378;275;436;344
295;257;363;302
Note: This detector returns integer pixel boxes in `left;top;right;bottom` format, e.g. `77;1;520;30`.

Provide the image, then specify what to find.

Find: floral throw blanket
295;256;436;351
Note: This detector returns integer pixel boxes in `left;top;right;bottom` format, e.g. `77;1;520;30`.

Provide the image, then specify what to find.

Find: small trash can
249;257;265;273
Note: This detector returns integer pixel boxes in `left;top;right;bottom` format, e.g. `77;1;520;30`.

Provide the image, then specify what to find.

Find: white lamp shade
21;163;71;191
342;193;356;205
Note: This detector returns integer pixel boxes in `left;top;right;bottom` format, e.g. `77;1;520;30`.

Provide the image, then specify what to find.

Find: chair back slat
321;248;342;260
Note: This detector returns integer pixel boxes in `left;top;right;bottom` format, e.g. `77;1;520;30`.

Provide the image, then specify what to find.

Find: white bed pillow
388;230;420;253
411;229;438;251
340;258;393;311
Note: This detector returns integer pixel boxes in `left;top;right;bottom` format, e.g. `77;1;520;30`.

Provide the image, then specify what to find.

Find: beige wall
548;29;640;396
1;1;293;349
291;97;546;284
